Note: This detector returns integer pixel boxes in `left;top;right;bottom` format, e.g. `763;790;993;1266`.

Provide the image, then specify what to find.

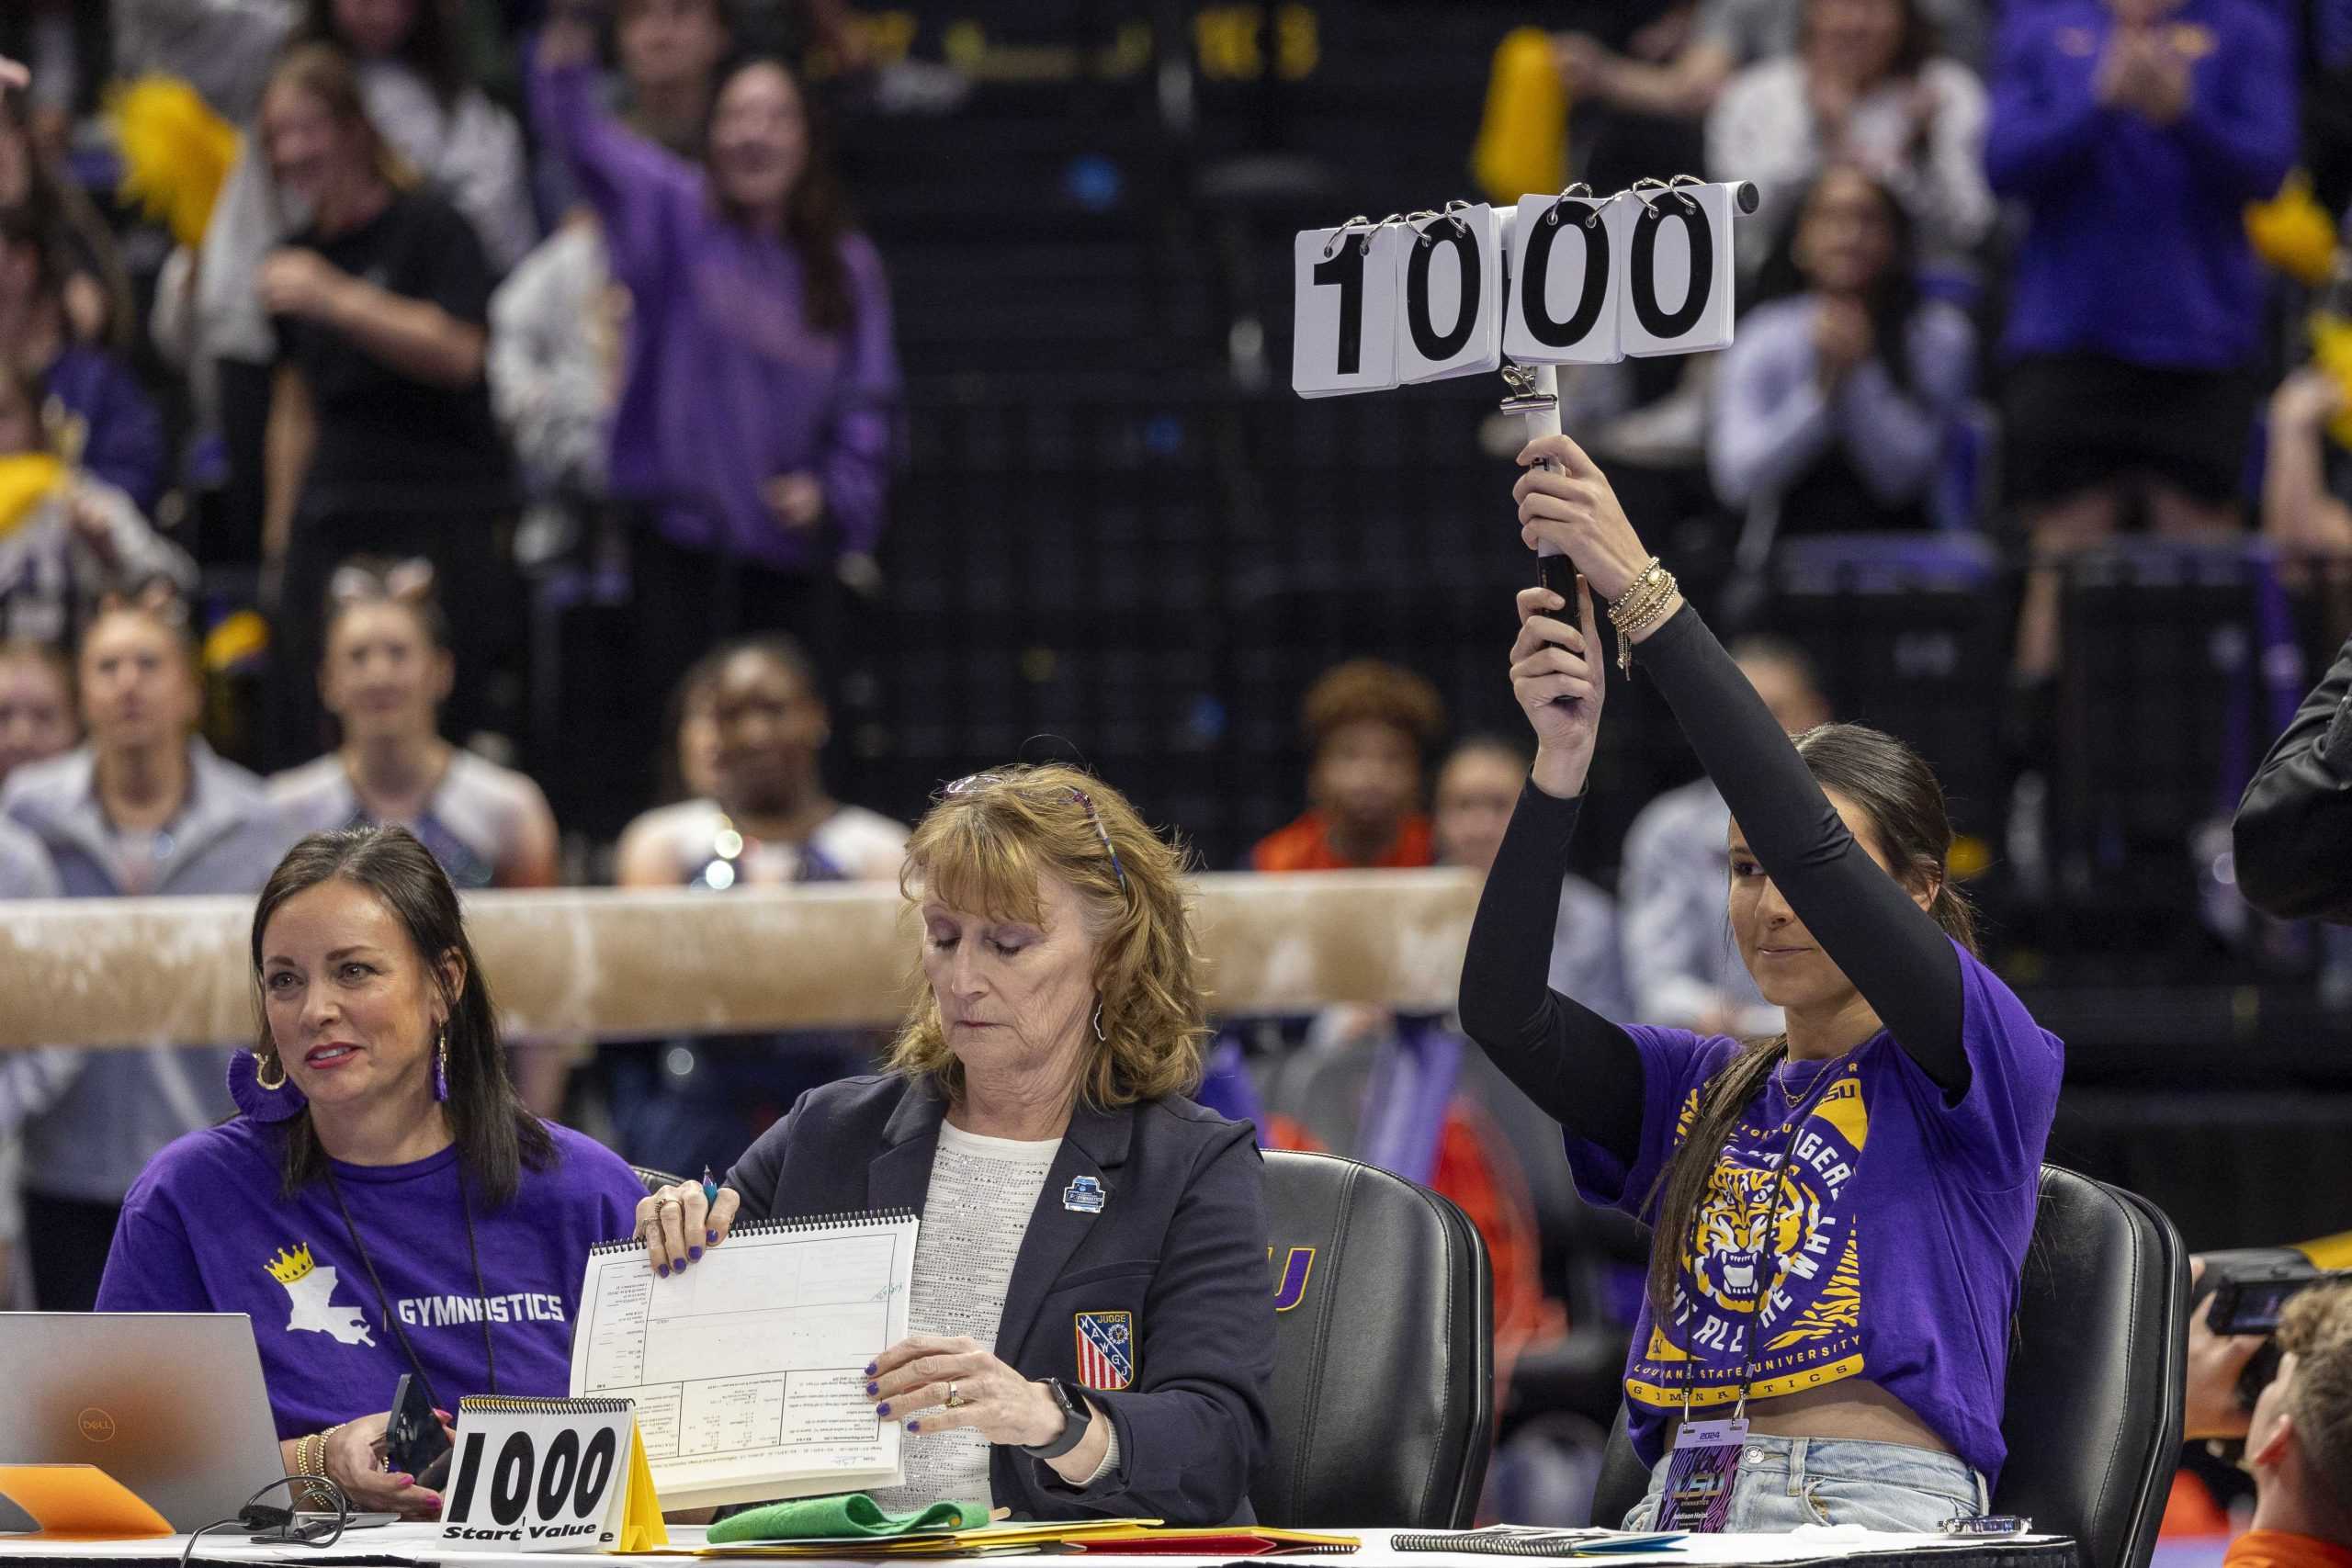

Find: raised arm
527;24;700;297
1983;12;2104;200
2167;9;2297;205
818;235;901;558
1513;434;1968;1091
1455;579;1645;1167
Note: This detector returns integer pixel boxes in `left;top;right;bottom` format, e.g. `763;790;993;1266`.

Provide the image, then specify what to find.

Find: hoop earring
1091;1001;1106;1043
432;1026;450;1103
254;1048;288;1090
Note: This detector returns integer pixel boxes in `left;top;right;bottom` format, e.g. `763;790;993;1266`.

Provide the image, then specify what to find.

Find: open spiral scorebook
568;1210;919;1511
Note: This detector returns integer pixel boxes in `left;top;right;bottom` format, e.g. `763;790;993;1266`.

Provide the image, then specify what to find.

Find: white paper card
569;1212;917;1511
1620;182;1737;358
436;1402;635;1551
1396;205;1504;383
1503;194;1624;365
1292;223;1401;397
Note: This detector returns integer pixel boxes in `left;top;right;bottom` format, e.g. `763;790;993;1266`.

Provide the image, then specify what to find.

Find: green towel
705;1495;991;1543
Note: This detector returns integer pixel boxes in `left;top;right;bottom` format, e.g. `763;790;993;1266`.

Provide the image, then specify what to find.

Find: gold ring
944;1383;968;1408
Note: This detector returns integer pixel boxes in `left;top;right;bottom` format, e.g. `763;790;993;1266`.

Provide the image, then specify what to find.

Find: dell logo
76;1408;118;1443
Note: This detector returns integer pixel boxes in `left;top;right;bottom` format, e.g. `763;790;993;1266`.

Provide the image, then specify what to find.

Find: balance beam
0;870;1482;1049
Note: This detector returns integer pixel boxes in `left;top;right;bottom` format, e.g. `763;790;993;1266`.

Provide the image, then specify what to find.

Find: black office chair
1589;1166;2188;1568
1253;1149;1494;1529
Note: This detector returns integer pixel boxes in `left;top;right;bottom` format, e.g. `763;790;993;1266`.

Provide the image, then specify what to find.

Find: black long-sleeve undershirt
1458;603;1969;1170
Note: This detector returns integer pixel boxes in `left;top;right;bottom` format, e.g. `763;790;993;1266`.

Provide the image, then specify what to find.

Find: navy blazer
725;1073;1275;1525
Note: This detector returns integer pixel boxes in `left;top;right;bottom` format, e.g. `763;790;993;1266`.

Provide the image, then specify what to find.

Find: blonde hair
2278;1282;2352;1516
887;764;1208;1108
264;43;419;193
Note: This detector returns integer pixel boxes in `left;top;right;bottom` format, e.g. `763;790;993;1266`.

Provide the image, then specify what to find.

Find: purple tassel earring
229;1049;307;1122
433;1026;450;1103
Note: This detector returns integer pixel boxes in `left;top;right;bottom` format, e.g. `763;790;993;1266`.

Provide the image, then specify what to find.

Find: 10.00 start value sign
1292;184;1745;398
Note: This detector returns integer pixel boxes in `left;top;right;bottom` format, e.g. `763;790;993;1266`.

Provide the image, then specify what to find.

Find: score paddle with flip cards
1292;176;1758;396
435;1396;667;1554
1294;174;1757;611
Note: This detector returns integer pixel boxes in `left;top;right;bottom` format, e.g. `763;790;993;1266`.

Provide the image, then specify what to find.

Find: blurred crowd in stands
0;2;2347;1526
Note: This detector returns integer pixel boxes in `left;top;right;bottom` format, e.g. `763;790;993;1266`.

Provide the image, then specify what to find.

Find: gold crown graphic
266;1244;316;1285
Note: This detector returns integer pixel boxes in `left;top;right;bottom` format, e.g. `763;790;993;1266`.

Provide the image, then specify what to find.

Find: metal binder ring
1630;175;1702;216
1545;182;1600;229
1319;216;1372;260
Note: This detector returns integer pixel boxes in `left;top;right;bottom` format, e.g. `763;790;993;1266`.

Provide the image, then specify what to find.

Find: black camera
2204;1260;2352;1411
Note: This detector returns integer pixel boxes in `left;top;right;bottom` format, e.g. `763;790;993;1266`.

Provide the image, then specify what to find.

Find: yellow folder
0;1464;175;1540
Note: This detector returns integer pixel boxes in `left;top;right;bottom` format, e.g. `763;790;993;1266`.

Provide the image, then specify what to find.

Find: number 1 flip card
1292;222;1401;397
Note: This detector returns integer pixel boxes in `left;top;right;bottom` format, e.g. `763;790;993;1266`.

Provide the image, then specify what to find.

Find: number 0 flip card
1619;182;1738;358
1396;205;1504;384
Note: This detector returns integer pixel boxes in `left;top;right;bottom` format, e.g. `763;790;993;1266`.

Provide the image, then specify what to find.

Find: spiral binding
458;1395;634;1415
591;1206;917;1256
1392;1533;1617;1557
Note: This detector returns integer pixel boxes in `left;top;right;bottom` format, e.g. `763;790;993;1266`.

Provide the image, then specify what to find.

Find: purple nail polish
865;1382;877;1395
689;1246;703;1260
876;1402;890;1416
865;1362;876;1375
657;1263;670;1278
907;1420;921;1432
707;1230;718;1245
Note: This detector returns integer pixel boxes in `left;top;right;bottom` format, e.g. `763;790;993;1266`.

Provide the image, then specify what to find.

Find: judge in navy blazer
636;767;1274;1525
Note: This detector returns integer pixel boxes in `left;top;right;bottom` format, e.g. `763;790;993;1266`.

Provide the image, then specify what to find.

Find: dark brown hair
1799;0;1936;82
301;0;466;106
1302;659;1447;761
251;826;552;1201
706;54;856;333
1643;723;1976;1318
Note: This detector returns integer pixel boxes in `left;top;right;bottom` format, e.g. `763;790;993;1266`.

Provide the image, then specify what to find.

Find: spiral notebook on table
569;1209;919;1510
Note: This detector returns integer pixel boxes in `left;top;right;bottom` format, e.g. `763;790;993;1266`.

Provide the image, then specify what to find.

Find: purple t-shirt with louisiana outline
1565;941;2063;1487
96;1115;646;1438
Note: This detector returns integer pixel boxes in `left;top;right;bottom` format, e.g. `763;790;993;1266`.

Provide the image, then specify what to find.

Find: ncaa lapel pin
1062;1175;1105;1214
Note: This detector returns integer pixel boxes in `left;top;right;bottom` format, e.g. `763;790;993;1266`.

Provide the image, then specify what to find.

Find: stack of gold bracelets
294;1423;345;1509
1607;558;1679;674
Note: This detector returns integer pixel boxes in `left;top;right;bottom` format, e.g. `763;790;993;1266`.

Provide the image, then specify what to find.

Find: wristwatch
1018;1377;1092;1460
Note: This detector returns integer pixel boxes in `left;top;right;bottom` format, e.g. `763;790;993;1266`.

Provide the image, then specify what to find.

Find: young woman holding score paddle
1459;433;2063;1531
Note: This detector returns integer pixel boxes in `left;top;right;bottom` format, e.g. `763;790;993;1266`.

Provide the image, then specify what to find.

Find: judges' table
0;1525;2081;1568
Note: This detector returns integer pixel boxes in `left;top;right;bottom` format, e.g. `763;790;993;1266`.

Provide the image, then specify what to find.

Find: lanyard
1672;1041;1860;1419
323;1158;497;1412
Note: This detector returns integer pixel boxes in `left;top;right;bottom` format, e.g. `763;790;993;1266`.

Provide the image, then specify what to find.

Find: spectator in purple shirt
531;14;899;732
0;208;164;513
1984;0;2298;689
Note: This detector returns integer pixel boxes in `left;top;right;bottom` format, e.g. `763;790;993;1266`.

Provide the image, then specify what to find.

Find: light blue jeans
1623;1434;1991;1534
